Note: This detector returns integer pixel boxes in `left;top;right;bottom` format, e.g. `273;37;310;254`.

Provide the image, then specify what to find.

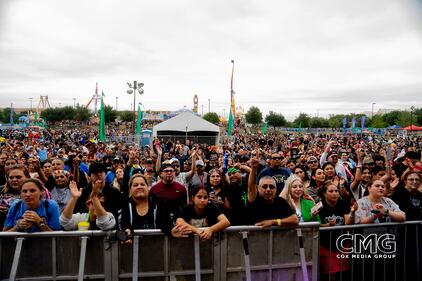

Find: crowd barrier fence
0;223;319;281
1;221;421;281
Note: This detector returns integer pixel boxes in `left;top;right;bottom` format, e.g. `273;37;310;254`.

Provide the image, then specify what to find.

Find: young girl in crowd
176;187;230;240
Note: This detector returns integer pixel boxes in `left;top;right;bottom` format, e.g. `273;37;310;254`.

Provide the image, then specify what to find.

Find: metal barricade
0;223;320;281
319;221;422;281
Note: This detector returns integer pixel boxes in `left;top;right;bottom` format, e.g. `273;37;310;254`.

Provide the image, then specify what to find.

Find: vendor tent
387;125;401;129
153;111;220;145
403;125;422;131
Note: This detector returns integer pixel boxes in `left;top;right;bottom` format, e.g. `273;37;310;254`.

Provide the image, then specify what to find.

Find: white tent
152;111;220;144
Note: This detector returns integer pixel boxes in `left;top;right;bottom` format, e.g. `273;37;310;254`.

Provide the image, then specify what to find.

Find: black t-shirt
391;186;422;221
319;199;350;248
248;196;295;225
180;203;221;228
119;195;173;236
319;199;350;226
225;177;249;225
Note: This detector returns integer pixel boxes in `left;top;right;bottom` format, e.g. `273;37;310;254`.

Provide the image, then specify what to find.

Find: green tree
413;107;422;125
396;111;412;127
203;112;220;125
293;113;311;128
309;117;329;128
61;106;76;120
74;105;92;122
118;110;133;122
104;105;117;123
0;108;17;124
382;110;401;126
245;106;263;125
371;115;387;128
265;111;287;129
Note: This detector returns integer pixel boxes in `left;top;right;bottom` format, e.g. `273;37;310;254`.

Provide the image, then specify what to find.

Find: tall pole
208;99;210;113
201;105;204;116
73;98;76;108
116;97;118;111
29;98;33;112
133;81;136;135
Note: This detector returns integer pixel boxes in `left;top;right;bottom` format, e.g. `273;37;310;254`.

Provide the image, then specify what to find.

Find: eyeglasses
8;176;23;180
55;175;66;179
260;184;276;190
307;161;317;164
172;165;180;168
162;169;174;173
271;157;282;160
196;165;204;168
407;178;420;182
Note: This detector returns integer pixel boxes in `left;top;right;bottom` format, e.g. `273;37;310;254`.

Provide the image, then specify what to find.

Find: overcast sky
1;0;422;120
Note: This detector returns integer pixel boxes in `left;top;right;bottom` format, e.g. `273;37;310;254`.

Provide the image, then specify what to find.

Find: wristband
276;219;281;226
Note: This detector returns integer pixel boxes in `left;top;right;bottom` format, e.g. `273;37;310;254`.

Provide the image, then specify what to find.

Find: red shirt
150;181;188;217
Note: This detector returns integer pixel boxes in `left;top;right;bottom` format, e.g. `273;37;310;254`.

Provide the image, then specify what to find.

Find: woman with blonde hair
280;175;320;223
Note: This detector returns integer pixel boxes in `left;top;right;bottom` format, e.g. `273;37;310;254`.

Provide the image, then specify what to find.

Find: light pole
127;81;144;135
29;98;33;112
116;97;118;111
73;98;76;108
371;102;376;120
208;99;211;113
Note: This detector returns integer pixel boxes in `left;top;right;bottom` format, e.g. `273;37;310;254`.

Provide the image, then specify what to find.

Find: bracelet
276;219;281;226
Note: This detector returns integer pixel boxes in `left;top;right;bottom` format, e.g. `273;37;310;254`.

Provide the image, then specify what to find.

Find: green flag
227;107;234;136
136;103;142;134
261;121;268;134
99;92;106;142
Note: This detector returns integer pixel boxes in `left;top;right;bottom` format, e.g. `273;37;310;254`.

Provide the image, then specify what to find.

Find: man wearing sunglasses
150;163;188;224
248;157;298;227
257;152;291;196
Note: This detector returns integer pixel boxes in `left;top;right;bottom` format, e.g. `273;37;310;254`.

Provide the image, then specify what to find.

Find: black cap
89;162;107;175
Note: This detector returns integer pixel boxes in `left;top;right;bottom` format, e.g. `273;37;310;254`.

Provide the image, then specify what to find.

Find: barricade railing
0;223;320;281
319;221;422;281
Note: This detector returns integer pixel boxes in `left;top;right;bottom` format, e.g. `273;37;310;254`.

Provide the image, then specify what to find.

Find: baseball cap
196;160;205;166
89;162;107;175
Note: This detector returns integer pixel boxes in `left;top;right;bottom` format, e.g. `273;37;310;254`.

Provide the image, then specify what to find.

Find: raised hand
69;180;82;198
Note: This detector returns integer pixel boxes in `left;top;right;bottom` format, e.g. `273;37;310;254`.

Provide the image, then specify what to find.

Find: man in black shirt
248;154;298;227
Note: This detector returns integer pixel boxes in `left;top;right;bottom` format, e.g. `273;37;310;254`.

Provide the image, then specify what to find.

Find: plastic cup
78;221;90;231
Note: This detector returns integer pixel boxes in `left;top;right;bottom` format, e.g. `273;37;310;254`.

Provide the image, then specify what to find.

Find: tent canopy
153;111;219;135
387;124;401;129
403;125;422;131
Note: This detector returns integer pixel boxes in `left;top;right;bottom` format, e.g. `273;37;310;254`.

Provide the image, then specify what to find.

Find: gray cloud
1;0;422;119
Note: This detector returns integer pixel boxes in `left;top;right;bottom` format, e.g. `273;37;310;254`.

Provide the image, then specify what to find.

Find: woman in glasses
390;171;422;221
60;180;115;230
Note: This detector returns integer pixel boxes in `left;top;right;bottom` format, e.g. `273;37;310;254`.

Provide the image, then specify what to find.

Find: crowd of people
0;126;421;278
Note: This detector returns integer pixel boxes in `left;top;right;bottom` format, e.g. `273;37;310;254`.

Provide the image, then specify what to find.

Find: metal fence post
9;237;25;281
78;236;88;281
194;235;201;281
241;231;252;281
132;235;139;281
